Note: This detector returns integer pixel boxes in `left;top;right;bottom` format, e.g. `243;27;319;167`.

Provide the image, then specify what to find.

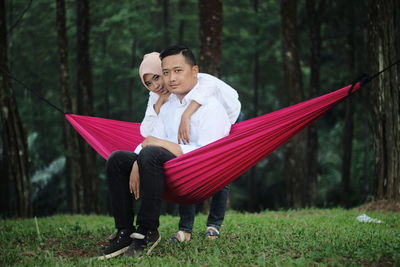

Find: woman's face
143;73;168;95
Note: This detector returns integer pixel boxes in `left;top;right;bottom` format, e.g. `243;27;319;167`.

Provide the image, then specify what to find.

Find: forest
0;0;399;218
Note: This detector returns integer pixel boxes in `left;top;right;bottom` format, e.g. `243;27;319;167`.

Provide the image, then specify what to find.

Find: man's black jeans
106;146;175;231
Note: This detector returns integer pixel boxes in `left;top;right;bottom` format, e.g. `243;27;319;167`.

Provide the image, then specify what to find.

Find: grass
0;209;399;266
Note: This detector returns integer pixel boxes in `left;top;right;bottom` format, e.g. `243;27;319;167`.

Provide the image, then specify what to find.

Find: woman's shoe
169;230;191;243
205;227;219;239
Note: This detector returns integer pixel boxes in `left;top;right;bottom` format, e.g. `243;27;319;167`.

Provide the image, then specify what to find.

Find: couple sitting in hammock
99;44;241;259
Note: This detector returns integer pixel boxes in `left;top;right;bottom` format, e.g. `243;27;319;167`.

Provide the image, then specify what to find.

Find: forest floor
0;208;399;266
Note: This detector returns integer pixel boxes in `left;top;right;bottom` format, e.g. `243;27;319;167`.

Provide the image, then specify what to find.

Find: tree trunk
0;0;31;217
281;0;307;208
368;0;400;201
101;35;109;118
248;0;260;212
198;0;223;213
163;0;170;47
340;1;356;207
76;0;99;213
198;0;222;76
127;38;136;118
178;0;186;44
56;0;82;213
306;0;324;207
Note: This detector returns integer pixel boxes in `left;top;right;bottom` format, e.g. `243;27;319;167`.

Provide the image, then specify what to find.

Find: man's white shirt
140;73;240;137
135;82;231;155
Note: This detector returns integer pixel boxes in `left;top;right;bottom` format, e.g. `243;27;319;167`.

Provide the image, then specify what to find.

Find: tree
198;0;223;212
163;0;170;46
306;0;325;206
0;0;31;217
178;0;186;43
368;0;400;201
199;0;222;76
340;0;356;207
76;0;99;213
281;0;307;208
56;0;82;213
248;0;260;212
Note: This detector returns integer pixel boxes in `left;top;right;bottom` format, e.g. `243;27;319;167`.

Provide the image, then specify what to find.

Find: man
99;45;231;259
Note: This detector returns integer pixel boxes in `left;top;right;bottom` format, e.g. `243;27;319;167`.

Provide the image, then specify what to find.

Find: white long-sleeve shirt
140;73;240;137
135;82;231;154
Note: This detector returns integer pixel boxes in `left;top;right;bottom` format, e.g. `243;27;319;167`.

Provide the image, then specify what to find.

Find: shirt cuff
179;144;199;154
134;144;142;154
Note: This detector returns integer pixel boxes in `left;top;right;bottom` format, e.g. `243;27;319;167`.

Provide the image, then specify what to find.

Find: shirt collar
170;81;200;105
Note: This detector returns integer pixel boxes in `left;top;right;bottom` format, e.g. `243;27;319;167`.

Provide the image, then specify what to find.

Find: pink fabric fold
66;83;361;204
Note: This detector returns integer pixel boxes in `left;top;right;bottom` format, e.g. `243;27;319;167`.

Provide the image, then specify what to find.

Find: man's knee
137;146;163;167
106;150;124;171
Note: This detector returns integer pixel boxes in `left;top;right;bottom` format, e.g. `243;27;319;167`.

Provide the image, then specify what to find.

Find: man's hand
142;136;163;147
141;136;183;157
178;116;190;144
129;161;140;200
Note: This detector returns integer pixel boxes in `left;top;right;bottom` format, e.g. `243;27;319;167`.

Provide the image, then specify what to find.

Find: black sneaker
98;229;134;260
124;227;161;257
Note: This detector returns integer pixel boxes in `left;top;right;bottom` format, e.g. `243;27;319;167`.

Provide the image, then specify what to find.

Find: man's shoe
98;229;134;260
124;227;161;257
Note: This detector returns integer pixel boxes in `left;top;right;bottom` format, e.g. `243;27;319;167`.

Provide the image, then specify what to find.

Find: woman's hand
178;116;190;144
154;87;169;95
154;92;171;114
129;161;140;200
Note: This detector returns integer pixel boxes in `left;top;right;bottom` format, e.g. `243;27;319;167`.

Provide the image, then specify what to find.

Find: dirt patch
357;199;400;212
37;237;104;258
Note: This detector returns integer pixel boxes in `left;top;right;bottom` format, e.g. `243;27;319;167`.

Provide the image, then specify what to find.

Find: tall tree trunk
76;0;99;213
102;35;109;118
199;0;222;76
198;0;223;213
248;0;259;212
127;38;136;118
368;0;400;201
281;0;307;208
163;0;170;47
178;0;186;44
56;0;82;213
340;1;356;207
0;0;31;217
306;0;324;207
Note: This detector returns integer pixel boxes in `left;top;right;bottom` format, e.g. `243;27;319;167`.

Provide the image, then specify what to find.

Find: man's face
143;74;168;95
161;54;198;98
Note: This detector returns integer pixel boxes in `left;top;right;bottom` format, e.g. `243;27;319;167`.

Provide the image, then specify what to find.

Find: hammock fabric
66;83;361;204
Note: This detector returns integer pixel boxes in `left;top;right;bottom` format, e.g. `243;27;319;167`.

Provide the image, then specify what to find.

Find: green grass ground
0;209;399;266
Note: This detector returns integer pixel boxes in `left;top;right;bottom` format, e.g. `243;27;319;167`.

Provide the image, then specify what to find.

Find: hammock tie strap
348;73;371;95
0;66;66;114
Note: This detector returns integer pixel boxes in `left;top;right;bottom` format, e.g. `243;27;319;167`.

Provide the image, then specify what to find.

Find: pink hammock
66;83;361;204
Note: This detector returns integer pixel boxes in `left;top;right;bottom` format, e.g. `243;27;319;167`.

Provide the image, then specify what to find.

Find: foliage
0;210;399;266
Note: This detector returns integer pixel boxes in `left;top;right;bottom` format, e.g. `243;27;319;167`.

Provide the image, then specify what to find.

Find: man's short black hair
160;44;197;66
